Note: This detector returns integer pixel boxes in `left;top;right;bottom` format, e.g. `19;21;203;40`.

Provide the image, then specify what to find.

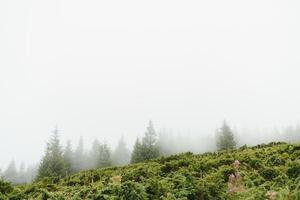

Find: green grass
1;142;300;199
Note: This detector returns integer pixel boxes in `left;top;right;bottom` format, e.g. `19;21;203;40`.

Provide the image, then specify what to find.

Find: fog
1;0;300;172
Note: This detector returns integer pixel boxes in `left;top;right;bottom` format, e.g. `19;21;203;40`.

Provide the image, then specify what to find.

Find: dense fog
1;0;300;183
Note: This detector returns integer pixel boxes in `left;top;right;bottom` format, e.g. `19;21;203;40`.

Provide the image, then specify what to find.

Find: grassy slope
2;142;300;200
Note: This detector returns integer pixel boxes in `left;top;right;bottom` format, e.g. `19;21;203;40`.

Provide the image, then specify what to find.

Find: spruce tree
140;120;160;160
63;140;73;175
73;136;86;172
112;136;130;166
3;161;18;184
157;128;173;156
24;164;38;183
131;121;160;163
97;143;111;168
88;139;101;169
130;138;142;163
216;121;237;150
16;162;26;184
37;127;66;179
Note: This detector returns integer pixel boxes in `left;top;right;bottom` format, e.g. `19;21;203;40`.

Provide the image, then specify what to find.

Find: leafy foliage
0;178;13;194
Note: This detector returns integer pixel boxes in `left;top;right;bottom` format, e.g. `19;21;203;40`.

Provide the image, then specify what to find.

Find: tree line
36;121;163;180
4;120;299;184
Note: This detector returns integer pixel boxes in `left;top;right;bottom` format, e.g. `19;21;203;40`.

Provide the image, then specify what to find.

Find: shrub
0;179;13;194
287;161;300;179
261;167;279;181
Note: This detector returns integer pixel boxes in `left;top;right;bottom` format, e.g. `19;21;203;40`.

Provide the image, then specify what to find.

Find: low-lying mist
1;121;299;185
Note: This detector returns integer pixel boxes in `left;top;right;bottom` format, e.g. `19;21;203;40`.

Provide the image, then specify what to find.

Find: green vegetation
1;142;300;199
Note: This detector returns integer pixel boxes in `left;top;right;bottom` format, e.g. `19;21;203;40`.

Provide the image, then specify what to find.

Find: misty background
0;0;300;171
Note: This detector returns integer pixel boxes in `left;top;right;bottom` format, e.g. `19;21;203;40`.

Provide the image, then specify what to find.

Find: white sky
0;0;300;169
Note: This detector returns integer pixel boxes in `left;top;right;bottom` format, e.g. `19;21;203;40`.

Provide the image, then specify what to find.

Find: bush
287;161;300;179
0;179;13;194
261;167;280;181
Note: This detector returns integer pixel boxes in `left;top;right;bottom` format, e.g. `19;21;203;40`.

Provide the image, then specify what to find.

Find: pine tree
157;128;173;156
97;143;112;168
3;161;18;184
87;139;101;169
16;162;26;184
142;121;157;147
130;138;142;163
37;127;66;179
131;121;160;163
73;136;86;172
140;120;160;160
24;164;38;183
112;136;130;166
216;121;237;151
63;140;73;175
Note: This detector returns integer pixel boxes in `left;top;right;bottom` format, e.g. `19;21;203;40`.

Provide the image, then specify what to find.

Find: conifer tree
96;143;112;168
112;136;130;166
24;164;38;183
16;162;26;184
63;140;73;175
73;136;86;172
88;139;101;169
216;121;237;150
3;161;18;184
131;121;160;163
140;120;160;160
37;127;66;179
130;138;142;163
157;128;173;156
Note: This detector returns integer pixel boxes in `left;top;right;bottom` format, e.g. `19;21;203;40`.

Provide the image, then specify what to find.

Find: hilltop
1;142;300;199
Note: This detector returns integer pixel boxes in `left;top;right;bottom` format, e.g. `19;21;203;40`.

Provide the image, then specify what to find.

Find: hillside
1;142;300;200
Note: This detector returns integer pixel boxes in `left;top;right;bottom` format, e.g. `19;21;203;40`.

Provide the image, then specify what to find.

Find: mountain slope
1;142;300;200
